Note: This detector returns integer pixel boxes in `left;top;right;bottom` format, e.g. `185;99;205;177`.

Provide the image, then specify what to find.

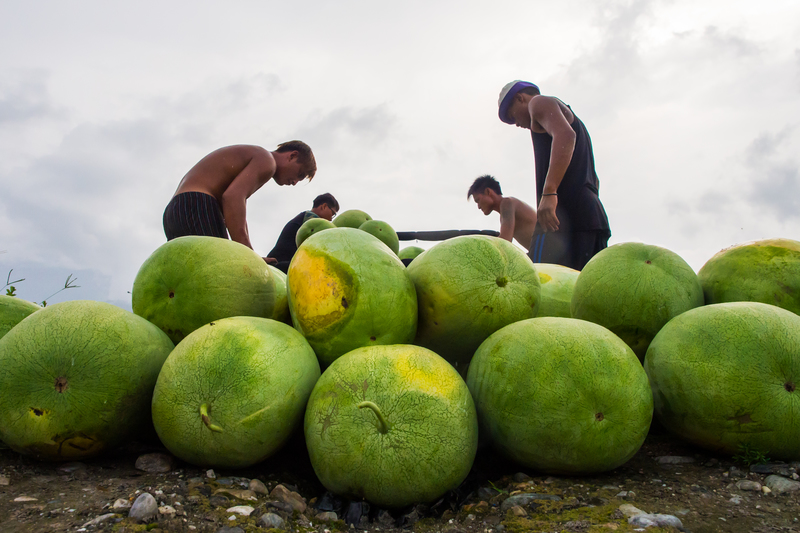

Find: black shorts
163;192;229;241
528;230;609;270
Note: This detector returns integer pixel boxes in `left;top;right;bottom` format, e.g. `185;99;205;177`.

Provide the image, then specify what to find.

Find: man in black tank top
498;80;610;270
266;193;339;273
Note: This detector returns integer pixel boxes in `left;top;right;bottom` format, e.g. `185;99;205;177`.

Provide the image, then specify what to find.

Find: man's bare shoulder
505;196;536;213
528;95;574;128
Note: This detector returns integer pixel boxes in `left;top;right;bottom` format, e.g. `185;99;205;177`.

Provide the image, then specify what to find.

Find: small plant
3;269;79;306
732;442;770;466
488;480;508;494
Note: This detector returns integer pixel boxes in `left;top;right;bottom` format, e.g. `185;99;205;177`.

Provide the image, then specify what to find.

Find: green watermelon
358;220;400;255
267;265;290;324
644;302;800;459
0;295;40;340
398;246;425;261
296;217;336;247
287;228;417;366
407;235;540;369
571;242;703;360
467;317;652;474
534;263;579;318
305;344;477;507
152;317;319;468
333;209;372;228
0;300;174;460
132;236;276;343
698;238;800;315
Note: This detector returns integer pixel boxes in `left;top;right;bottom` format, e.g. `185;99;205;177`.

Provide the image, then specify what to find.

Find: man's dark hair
313;193;339;211
519;86;541;96
276;140;317;180
467;175;502;199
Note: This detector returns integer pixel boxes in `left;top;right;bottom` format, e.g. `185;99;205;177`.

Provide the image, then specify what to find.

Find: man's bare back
174;145;276;202
499;196;537;251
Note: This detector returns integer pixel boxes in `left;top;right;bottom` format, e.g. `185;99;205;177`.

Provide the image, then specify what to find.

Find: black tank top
531;109;610;234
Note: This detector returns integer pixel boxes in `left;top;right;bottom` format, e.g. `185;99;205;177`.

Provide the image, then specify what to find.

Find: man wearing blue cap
498;81;610;270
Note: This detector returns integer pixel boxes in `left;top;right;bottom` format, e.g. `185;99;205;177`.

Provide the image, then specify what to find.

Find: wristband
542;193;557;196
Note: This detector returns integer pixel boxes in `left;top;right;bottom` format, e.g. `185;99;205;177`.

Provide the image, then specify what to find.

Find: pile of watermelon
2;206;800;508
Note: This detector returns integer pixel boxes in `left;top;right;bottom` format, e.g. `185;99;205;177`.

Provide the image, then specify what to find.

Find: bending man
467;175;537;251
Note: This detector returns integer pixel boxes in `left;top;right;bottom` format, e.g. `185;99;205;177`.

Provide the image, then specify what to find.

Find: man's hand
537;195;559;232
264;257;278;264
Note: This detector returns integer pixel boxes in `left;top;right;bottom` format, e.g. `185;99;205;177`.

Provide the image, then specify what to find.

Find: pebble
57;462;88;474
206;469;216;479
13;496;38;502
317;511;338;521
260;512;286;529
736;480;762;491
764;475;800;494
500;493;561;511
729;496;742;505
159;505;177;516
129;493;158;523
750;463;793;477
226;505;254;516
135;453;175;473
214;488;258;501
209;495;231;507
655;455;696;465
509;505;527;517
762;486;772;494
112;498;132;510
0;475;9;486
618;504;645;518
628;513;684;529
513;472;532;482
217;528;244;533
249;478;269;494
80;514;116;528
616;491;636;499
269;483;307;513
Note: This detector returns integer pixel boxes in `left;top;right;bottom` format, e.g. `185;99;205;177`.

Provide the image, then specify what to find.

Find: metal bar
396;230;500;241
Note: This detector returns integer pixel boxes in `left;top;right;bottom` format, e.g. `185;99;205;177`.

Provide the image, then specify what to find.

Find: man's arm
219;150;276;250
529;97;577;232
498;199;516;243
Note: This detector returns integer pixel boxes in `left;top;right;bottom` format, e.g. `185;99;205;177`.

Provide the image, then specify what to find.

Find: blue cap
498;80;539;124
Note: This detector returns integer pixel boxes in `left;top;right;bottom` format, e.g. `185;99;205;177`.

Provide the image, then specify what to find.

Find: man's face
506;97;532;129
275;153;305;186
320;203;337;221
473;193;492;215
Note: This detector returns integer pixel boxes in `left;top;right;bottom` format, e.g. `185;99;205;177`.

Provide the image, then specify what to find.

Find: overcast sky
1;0;798;309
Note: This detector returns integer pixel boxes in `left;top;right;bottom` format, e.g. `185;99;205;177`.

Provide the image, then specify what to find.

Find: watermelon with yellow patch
534;263;579;318
305;344;478;507
287;228;417;366
0;300;173;461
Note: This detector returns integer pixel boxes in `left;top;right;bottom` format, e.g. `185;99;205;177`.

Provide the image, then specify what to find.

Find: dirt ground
1;425;799;533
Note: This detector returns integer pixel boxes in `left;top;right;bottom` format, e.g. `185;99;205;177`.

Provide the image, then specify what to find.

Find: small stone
655;455;695;464
269;484;307;513
112;498;131;510
209;495;231;507
265;501;294;513
57;462;88;474
129;493;158;523
618;504;646;518
509;505;527;517
728;467;747;479
260;512;285;529
616;491;630;498
500;493;561;512
764;475;800;494
629;513;683;530
317;511;338;522
513;472;532;482
705;458;720;467
80;513;117;528
736;480;762;492
135;453;175;473
762;486;772;494
217;528;244;533
14;496;38;502
477;486;497;500
0;476;9;486
226;505;254;516
159;505;177;516
249;479;269;494
214;488;258;501
729;496;742;505
206;469;216;479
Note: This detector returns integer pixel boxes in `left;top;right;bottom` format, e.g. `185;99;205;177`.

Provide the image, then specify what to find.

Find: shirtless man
467;175;537;251
163;142;316;261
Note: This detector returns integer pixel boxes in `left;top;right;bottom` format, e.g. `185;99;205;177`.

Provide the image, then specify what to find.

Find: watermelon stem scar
358;401;390;434
199;403;224;433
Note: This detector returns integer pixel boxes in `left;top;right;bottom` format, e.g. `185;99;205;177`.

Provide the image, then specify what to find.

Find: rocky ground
1;427;799;533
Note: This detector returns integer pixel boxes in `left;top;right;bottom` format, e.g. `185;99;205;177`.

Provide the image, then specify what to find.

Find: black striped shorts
163;192;229;241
